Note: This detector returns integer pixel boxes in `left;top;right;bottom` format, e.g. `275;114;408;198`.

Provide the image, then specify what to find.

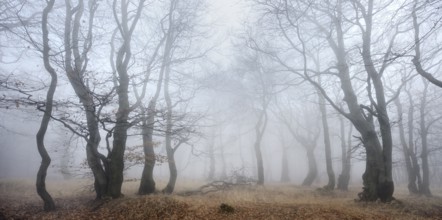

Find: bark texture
36;0;57;211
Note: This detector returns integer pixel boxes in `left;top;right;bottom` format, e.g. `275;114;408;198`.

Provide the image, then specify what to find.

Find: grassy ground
1;179;442;219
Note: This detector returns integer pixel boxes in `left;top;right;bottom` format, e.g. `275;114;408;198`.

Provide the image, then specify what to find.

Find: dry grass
1;179;442;219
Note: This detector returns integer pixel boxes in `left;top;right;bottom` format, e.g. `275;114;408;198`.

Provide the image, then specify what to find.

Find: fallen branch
178;180;255;196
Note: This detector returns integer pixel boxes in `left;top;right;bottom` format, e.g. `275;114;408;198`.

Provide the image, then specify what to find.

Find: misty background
1;0;441;200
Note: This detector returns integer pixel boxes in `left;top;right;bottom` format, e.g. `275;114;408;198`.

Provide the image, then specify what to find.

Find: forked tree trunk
36;0;57;211
353;0;394;202
110;0;146;198
138;0;175;194
63;0;108;199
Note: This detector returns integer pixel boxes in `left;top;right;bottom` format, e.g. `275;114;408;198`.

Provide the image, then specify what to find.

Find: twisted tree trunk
36;0;57;211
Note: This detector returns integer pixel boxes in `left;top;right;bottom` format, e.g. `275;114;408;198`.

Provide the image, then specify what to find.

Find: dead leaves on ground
2;187;442;219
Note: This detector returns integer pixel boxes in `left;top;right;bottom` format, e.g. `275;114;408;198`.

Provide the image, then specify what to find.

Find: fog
1;0;442;213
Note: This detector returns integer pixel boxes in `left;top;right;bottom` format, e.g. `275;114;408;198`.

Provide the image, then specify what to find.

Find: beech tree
250;0;409;201
162;10;204;192
236;50;279;185
61;0;109;199
36;0;56;211
139;0;205;194
398;0;442;197
275;97;320;186
108;0;146;198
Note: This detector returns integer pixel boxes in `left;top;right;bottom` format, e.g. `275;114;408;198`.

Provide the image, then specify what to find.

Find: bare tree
275;99;320;186
237;51;276;185
109;0;146;198
61;0;110;199
250;0;406;201
36;0;56;211
137;0;178;195
137;26;167;195
348;0;404;201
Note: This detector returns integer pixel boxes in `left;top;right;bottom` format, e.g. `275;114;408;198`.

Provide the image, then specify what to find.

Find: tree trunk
302;147;318;186
138;113;156;195
394;97;419;194
358;0;394;201
419;81;431;196
358;129;391;202
36;0;57;211
337;116;351;191
254;140;264;185
163;140;177;194
280;146;290;182
207;137;215;180
162;59;177;194
138;1;174;193
109;0;145;198
273;0;394;202
254;108;268;185
109;83;129;198
318;91;335;190
63;0;107;199
407;90;423;193
338;54;394;202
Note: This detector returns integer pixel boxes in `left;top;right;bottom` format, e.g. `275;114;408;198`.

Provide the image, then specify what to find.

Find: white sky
208;0;249;33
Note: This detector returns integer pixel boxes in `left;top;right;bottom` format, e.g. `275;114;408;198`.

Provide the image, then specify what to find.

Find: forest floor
1;179;442;219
